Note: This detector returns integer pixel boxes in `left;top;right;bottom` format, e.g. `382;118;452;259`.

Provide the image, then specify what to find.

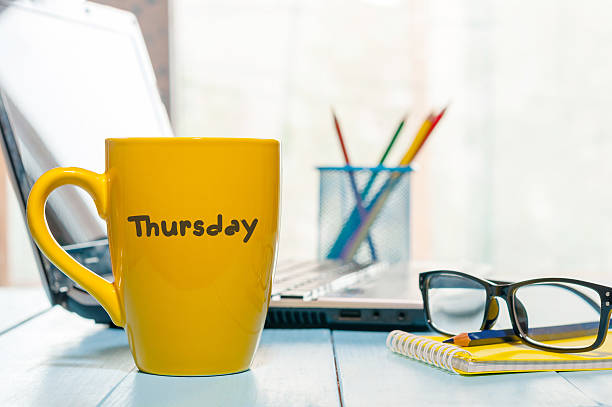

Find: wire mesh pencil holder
317;166;412;264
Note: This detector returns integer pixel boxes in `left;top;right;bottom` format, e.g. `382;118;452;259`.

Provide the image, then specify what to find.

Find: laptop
0;0;429;331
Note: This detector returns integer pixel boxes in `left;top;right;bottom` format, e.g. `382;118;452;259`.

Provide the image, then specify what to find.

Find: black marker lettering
127;215;148;237
241;218;258;243
146;217;159;237
225;219;240;236
161;220;178;237
193;220;205;236
127;214;259;243
179;220;192;236
207;214;222;236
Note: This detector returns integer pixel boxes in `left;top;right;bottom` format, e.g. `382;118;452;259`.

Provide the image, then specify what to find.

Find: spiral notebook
386;330;612;375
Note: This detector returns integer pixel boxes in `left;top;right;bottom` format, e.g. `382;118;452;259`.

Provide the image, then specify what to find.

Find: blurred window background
2;0;612;285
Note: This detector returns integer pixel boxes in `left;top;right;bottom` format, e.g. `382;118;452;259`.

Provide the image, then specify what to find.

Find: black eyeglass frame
419;270;612;353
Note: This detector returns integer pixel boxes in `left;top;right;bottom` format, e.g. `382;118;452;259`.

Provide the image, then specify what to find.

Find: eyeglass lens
513;282;602;349
427;273;487;335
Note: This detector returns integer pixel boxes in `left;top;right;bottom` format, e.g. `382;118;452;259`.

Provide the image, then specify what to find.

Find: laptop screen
0;1;172;300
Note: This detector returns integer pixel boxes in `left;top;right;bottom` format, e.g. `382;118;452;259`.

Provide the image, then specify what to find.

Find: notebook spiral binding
386;330;472;374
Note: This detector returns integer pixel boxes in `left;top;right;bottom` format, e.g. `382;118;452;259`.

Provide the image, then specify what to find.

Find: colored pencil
399;106;446;166
339;115;433;260
444;321;603;347
326;115;407;260
331;109;377;260
340;107;447;260
380;116;407;165
362;114;407;199
443;329;518;347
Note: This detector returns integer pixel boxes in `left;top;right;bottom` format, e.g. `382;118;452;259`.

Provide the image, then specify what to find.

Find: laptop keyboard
272;260;378;301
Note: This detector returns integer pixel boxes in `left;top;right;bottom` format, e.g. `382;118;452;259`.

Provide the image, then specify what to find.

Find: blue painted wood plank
0;287;50;334
558;371;612;406
1;302;340;407
0;307;134;406
332;331;600;407
99;329;340;407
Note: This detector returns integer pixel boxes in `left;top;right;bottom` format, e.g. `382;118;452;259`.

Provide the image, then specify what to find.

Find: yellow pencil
398;115;433;166
340;113;436;260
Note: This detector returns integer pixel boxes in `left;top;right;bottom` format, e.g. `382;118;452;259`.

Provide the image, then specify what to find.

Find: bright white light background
8;0;612;284
171;0;612;281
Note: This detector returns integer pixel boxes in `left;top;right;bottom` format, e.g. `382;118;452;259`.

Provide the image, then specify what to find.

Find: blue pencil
331;110;377;260
443;322;602;347
325;116;407;260
443;329;518;346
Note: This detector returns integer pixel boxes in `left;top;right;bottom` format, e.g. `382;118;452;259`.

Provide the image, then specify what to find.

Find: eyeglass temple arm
487;279;601;313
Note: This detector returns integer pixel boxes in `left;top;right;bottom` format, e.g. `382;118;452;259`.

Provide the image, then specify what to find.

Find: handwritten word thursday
127;214;258;243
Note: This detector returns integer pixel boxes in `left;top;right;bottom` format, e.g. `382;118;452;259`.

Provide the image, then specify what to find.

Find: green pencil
379;115;407;165
360;115;407;200
327;115;408;259
326;114;408;260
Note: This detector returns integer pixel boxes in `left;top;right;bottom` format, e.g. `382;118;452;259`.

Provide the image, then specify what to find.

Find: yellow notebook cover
386;330;612;375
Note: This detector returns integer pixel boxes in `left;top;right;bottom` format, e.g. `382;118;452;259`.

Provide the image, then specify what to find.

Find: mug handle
26;167;124;327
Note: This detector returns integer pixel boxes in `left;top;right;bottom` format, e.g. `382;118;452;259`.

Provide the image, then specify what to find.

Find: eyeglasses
419;270;612;352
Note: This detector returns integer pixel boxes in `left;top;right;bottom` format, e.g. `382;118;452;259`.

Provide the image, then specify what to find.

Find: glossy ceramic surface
27;137;280;375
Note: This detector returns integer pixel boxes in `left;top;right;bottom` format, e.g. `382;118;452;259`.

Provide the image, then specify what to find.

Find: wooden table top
1;287;610;406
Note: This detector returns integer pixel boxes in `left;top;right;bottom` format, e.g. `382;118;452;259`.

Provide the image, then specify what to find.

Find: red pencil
332;110;351;165
330;108;377;260
417;106;447;155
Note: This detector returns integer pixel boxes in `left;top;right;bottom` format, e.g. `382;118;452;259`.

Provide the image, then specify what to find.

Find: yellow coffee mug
27;137;280;376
